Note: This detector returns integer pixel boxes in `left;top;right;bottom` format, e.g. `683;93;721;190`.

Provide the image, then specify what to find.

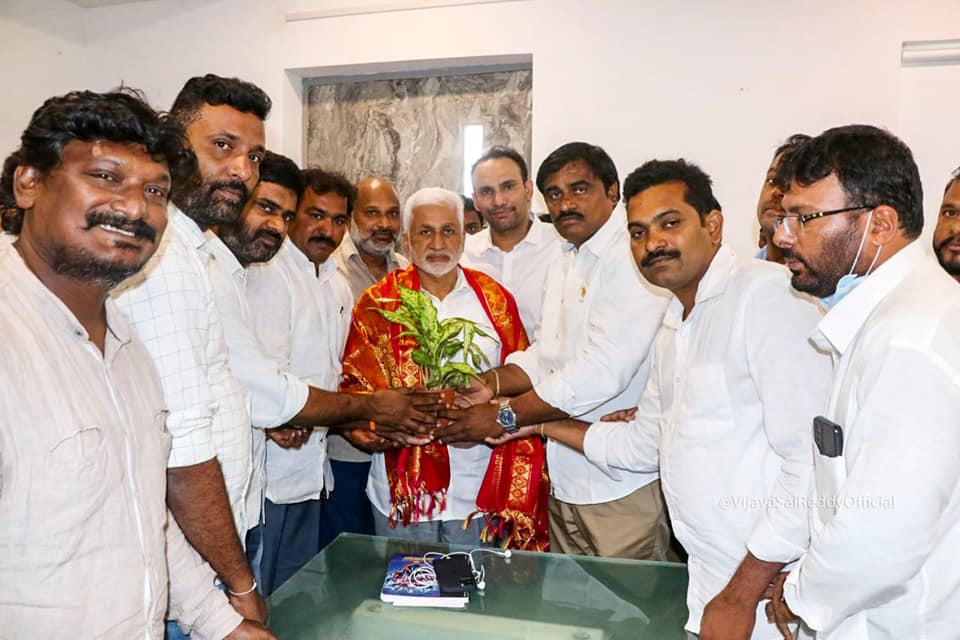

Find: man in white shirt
116;76;439;635
0;88;270;639
932;167;960;284
460;145;564;337
444;142;671;559
211;158;447;577
328;176;410;540
333;176;410;299
340;187;545;546
244;167;356;594
114;75;276;629
760;125;960;639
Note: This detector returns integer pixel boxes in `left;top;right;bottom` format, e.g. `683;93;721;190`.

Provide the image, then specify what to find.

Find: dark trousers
319;460;375;546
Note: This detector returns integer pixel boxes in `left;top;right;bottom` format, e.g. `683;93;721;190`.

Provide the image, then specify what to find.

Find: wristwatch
495;399;519;433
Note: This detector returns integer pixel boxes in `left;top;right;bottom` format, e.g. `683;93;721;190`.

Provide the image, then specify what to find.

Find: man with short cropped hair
245;167;357;594
328;176;411;538
758;126;960;639
461;145;564;337
444;142;670;559
115;76;438;637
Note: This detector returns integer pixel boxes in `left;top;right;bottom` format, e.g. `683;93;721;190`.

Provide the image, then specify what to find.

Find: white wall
0;0;89;157
3;0;959;257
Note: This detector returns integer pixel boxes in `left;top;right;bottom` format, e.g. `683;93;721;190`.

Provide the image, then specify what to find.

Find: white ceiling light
902;38;960;67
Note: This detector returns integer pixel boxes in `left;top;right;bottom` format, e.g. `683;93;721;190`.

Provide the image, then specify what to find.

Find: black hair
774;133;812;160
0;88;193;234
775;124;923;239
622;159;721;220
302;168;357;214
471;145;529;183
258;151;304;201
461;194;476;212
535;142;619;200
944;166;960;196
170;74;271;127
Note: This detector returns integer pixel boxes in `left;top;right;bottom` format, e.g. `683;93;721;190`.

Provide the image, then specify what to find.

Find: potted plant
375;284;492;409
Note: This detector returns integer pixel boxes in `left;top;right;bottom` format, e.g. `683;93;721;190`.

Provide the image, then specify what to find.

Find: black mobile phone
813;416;844;458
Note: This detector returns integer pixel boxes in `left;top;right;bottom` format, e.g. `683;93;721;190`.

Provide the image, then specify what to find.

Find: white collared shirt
583;247;829;637
505;209;670;504
460;218;565;337
367;268;502;522
782;241;960;639
205;231;310;526
0;243;242;640
245;240;353;504
114;207;253;537
330;233;410;462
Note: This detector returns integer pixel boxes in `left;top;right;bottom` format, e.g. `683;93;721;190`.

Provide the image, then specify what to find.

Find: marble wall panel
304;69;531;202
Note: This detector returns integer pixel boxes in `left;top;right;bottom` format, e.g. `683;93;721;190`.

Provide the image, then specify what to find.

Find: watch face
497;406;517;429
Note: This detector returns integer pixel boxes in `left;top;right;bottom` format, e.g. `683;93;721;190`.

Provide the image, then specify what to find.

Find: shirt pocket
38;425;114;540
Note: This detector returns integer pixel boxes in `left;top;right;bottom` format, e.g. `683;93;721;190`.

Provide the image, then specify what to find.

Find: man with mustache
758;126;960;639
340;187;549;548
243;167;357;594
333;176;409;299
0;89;272;639
444;142;671;559
115;75;439;638
489;159;829;639
461;145;564;338
329;176;410;540
932;167;960;283
756;135;810;263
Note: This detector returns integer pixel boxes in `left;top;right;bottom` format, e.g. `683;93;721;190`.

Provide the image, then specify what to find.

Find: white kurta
783;241;960;639
583;247;829;636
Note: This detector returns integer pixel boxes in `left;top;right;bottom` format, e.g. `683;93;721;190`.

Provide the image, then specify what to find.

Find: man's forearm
167;459;254;592
723;552;785;604
542;418;590;451
289;387;368;427
511;389;569;426
482;364;533;398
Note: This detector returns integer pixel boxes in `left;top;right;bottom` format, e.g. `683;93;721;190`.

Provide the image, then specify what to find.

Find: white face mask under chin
819;210;881;310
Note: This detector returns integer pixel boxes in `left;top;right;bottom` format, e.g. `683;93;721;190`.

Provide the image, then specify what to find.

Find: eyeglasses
773;205;876;237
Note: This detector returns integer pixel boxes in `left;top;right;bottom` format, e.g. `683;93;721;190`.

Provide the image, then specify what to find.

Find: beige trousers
547;480;670;560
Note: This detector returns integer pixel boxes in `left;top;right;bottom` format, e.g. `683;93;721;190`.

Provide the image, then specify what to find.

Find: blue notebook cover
379;554;468;608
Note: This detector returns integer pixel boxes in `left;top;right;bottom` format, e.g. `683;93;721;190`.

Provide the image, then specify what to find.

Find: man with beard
329;176;410;537
0;89;272;639
932;167;960;283
340;187;549;549
243;167;357;594
443;142;671;559
756;135;810;263
755;126;960;639
115;75;439;637
461;145;564;338
333;176;409;299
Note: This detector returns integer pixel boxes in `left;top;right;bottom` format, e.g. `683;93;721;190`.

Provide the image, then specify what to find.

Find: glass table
267;533;689;639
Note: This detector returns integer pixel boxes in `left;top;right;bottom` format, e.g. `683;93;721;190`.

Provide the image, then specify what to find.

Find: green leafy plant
374;284;492;389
